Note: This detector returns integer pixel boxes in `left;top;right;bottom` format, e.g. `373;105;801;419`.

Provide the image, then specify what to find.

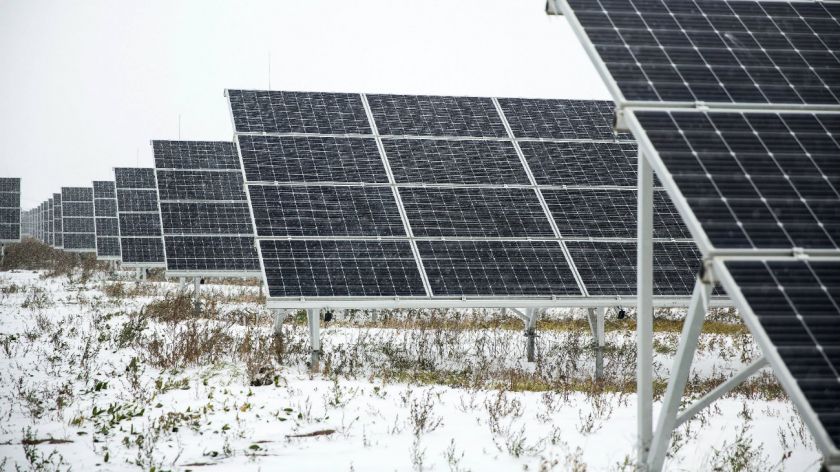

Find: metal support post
271;308;287;336
597;306;606;347
524;308;539;362
587;307;606;380
179;277;186;292
307;309;321;372
637;149;654;469
648;278;712;471
192;277;201;313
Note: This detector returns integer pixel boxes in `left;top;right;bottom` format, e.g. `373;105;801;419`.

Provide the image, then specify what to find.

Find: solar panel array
52;193;63;248
93;180;120;260
0;178;21;243
560;0;840;460
61;187;96;252
152;140;260;275
227;89;702;303
114;168;165;267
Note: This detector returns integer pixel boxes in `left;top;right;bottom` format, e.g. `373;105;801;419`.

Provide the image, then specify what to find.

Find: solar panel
227;89;701;305
632;110;840;252
46;198;54;247
60;187;95;252
563;0;840;106
152;140;259;276
93;181;120;260
0;178;21;243
558;0;840;464
53;193;63;248
114;168;164;267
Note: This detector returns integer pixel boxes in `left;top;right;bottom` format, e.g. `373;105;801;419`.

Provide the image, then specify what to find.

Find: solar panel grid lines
114;168;165;267
561;0;840;107
60;186;96;252
53;193;63;248
491;96;590;296
627;109;840;253
93;180;120;260
152;140;259;276
230;89;702;303
0;177;21;243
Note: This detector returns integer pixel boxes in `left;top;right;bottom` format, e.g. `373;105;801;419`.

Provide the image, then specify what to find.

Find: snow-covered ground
0;269;822;471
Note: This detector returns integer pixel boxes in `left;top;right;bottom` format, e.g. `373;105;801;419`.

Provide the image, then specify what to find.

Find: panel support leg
637;149;654;469
272;308;286;336
587;307;606;380
648;277;712;472
192;277;201;313
307;309;321;372
524;308;539;362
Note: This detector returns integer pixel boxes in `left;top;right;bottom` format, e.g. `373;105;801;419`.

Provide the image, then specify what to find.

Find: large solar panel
559;0;840;463
61;187;96;252
152;140;259;276
53;193;63;248
93;181;120;260
114;168;165;267
46;198;54;247
563;0;840;106
0;178;21;243
227;89;704;305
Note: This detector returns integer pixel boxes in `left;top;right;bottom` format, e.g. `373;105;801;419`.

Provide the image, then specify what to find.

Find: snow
0;270;822;471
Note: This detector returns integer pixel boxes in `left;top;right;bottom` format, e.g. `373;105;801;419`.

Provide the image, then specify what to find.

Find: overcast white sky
1;0;608;208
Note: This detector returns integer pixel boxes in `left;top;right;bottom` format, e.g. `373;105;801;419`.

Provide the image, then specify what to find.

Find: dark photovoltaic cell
248;185;405;237
156;170;245;201
383;139;529;185
95;218;119;236
543;189;690;240
726;260;840;444
96;237;121;257
115;168;164;265
95;199;117;217
0;178;20;192
93;180;116;198
238;135;387;183
566;241;701;296
61;186;96;252
116;190;159;212
115;168;156;189
227;89;371;135
93;181;120;259
401;187;554;238
521;141;640;187
64;233;96;250
417;240;581;296
47;199;54;246
567;0;840;105
64;217;95;233
53;193;62;247
153;141;239;170
0;178;21;242
62;202;94;217
635;110;840;250
164;236;260;272
153;140;258;274
499;98;633;140
119;214;161;237
160;202;253;235
367;94;507;137
259;239;426;297
121;237;165;264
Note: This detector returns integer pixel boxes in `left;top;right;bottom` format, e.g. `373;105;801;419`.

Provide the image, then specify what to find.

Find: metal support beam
307;309;321;372
524;308;540;362
637;149;654;469
648;278;712;471
674;356;768;429
587;307;606;380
